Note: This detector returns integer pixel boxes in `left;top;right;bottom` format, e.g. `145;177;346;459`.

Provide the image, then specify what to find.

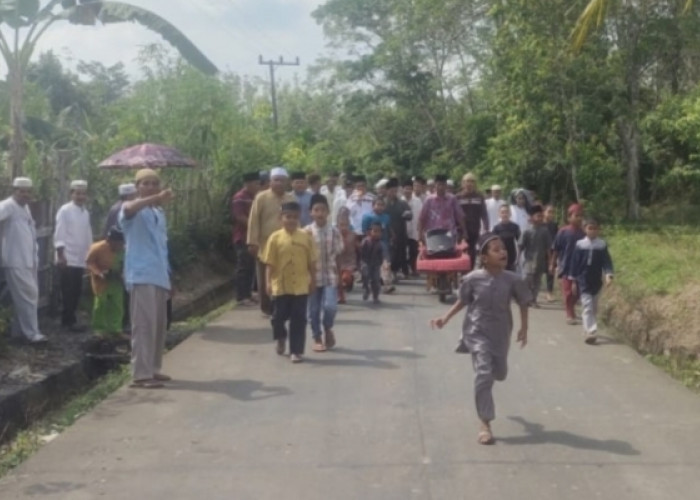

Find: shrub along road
1;282;699;499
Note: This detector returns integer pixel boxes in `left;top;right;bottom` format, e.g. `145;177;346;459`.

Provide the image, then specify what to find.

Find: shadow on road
199;326;271;345
499;416;640;455
167;378;292;401
305;347;425;370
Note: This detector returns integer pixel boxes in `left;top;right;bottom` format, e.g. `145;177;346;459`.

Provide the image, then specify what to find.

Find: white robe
346;191;376;235
403;195;423;241
54;201;93;267
485;198;506;232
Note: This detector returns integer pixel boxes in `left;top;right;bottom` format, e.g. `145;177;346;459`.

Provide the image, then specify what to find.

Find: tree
0;0;218;177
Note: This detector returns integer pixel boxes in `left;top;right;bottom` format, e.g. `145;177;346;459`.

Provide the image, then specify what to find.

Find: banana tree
0;0;218;177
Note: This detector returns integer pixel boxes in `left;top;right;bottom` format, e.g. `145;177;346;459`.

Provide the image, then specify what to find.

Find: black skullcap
290;171;306;181
353;174;367;183
413;175;426;184
434;174;448;183
310;193;328;209
242;172;259;183
402;178;413;187
476;232;502;255
386;178;399;189
107;226;124;242
259;170;270;183
528;204;543;216
280;201;301;212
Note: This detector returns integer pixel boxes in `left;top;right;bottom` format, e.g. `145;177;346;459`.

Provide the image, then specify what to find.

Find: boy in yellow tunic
262;201;318;363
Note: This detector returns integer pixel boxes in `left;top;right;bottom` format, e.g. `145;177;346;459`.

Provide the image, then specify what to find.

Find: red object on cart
416;241;472;273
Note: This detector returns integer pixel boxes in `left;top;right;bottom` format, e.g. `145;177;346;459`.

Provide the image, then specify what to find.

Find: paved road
2;281;700;499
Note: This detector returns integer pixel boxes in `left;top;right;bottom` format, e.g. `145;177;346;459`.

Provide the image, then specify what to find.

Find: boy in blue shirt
569;218;614;345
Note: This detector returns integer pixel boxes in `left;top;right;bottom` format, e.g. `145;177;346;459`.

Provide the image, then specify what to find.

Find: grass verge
644;354;700;393
0;301;234;478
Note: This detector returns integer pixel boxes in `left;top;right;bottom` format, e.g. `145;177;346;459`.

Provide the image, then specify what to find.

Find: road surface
2;281;700;499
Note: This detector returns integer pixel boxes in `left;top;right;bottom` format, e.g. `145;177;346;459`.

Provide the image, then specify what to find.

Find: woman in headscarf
509;188;532;234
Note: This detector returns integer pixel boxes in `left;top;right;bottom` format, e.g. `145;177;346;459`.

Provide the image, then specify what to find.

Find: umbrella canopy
98;143;197;170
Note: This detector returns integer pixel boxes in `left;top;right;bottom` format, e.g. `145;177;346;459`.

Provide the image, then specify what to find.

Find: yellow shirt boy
262;227;318;296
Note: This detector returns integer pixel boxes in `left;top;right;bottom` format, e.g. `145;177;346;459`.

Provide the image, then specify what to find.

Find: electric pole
258;55;300;130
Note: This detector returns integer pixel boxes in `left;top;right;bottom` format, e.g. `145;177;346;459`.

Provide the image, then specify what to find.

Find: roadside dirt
601;283;700;360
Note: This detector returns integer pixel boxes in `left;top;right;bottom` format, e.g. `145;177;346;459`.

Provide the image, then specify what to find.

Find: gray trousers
4;267;41;340
130;284;169;381
472;350;508;422
581;293;599;334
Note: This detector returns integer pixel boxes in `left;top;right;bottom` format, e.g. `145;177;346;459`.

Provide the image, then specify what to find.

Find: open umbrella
98;143;197;170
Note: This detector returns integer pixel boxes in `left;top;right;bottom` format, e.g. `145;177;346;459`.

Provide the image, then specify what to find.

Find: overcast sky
19;0;328;82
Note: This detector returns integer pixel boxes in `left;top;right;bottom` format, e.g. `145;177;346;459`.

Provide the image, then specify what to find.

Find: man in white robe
0;177;46;343
54;180;93;331
485;184;506;232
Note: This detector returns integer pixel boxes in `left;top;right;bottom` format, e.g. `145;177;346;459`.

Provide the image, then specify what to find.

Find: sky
17;0;329;82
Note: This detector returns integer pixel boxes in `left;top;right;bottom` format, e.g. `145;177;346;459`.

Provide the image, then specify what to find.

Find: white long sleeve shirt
0;197;38;269
486;198;506;232
346;191;376;235
54;201;93;268
403;195;423;240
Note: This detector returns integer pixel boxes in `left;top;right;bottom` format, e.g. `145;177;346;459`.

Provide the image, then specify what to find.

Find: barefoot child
431;233;531;445
263;201;318;363
306;194;343;352
569;218;614;345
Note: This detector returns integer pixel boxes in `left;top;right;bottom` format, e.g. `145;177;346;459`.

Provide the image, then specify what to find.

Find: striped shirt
305;222;344;287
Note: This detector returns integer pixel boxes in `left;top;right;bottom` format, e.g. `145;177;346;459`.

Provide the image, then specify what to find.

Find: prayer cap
462;172;476;182
529;204;543;215
491;184;502;191
118;183;136;196
12;177;33;188
107;226;125;242
434;174;448;183
259;170;270;183
386;178;399;189
413;175;426;184
242;172;259;183
270;166;289;178
280;201;301;212
375;178;389;189
427;178;435;185
70;180;88;190
568;203;584;215
447;179;455;187
402;178;414;187
290;171;306;181
310;193;328;208
135;168;159;183
476;232;502;255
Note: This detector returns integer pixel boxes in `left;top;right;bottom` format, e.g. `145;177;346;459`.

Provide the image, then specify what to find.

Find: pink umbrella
98;143;197;169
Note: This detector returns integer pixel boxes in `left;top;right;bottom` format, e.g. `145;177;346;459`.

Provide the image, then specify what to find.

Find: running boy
519;205;552;307
492;204;521;272
431;233;530;445
306;194;343;352
360;221;390;304
543;204;558;302
262;201;318;363
569;218;614;345
551;204;585;325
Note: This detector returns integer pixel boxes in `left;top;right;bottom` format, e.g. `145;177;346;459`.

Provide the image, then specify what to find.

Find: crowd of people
0;167;614;424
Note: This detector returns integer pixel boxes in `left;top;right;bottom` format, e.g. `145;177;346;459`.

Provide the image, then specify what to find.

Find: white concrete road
2;281;700;499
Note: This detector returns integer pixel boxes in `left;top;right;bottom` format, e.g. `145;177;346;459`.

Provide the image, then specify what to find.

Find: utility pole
258;55;300;130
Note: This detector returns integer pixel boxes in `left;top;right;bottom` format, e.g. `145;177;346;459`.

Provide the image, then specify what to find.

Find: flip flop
477;429;495;445
130;379;164;389
312;342;327;352
324;330;336;349
290;354;303;363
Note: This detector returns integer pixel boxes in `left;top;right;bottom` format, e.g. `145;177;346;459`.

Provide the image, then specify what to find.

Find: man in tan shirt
247;167;295;316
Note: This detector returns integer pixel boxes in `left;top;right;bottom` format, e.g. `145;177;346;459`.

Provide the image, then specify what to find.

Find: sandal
324;330;336;349
290;354;303;363
130;379;164;389
153;373;172;381
312;341;327;352
477;428;495;445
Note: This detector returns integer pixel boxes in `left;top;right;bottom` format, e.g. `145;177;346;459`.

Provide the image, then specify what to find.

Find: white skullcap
491;184;502;191
70;180;88;190
118;183;137;196
270;167;289;178
375;178;388;189
427;179;435;185
447;179;454;186
12;177;33;188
